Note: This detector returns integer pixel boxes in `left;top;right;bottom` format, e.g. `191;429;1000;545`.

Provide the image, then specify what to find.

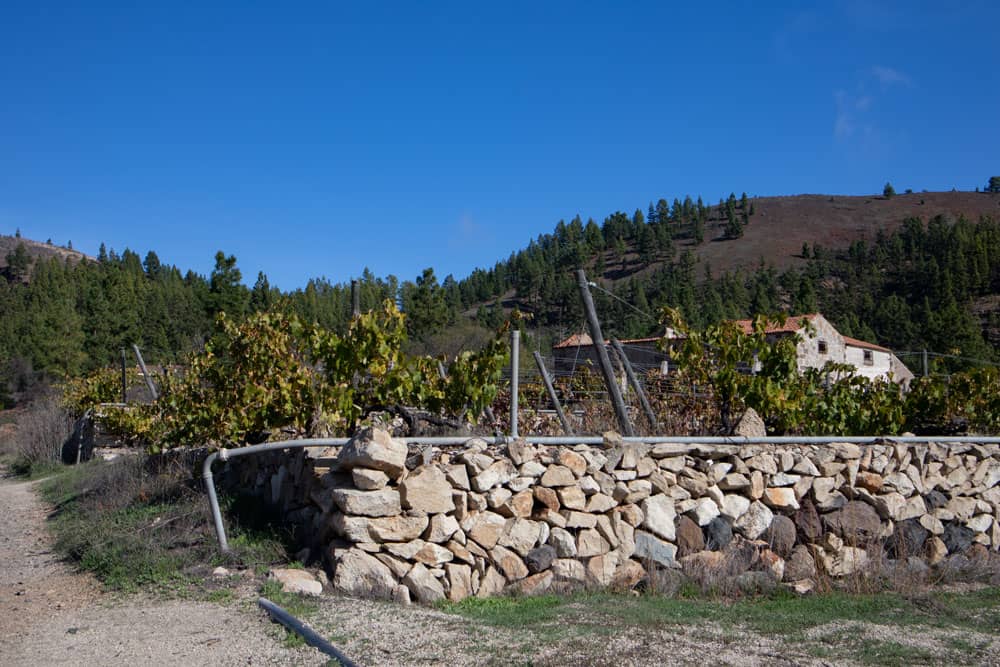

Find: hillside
585;190;999;286
453;189;1000;365
0;235;92;277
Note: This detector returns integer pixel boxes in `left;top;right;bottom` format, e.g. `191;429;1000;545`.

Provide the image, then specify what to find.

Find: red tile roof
553;333;593;349
730;313;820;335
842;336;891;353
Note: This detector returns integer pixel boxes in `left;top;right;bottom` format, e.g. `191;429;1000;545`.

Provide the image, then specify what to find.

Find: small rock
267;568;323;595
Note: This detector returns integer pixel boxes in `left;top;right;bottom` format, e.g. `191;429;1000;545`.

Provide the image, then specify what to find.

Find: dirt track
0;473;320;666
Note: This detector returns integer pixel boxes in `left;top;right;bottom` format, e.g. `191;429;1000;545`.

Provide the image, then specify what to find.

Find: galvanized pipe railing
202;433;1000;552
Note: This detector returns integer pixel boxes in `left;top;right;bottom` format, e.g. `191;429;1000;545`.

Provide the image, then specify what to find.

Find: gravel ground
0;472;322;667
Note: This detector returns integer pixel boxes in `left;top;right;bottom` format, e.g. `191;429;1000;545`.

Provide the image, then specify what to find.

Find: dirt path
0;473;321;666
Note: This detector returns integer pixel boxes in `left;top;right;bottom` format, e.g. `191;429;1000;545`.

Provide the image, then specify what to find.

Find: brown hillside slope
608;191;1000;283
0;235;92;271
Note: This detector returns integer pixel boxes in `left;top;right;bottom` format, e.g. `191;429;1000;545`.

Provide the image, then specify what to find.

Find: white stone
641;494;676;541
734;500;773;540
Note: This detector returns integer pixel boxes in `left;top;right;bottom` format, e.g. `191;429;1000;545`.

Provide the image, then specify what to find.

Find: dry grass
1;393;74;477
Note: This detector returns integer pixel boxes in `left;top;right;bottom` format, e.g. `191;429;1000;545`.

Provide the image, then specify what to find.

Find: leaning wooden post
132;344;158;401
533;351;574;435
612;338;658;431
576;269;634;436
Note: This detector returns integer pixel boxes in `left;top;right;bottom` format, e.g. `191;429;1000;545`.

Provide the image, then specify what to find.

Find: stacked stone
254;427;1000;603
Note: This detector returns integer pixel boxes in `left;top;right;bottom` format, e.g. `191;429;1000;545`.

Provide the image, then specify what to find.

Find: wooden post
533;351;574;435
576;269;634;436
351;279;360;318
612;338;658;431
132;344;158;401
120;349;127;404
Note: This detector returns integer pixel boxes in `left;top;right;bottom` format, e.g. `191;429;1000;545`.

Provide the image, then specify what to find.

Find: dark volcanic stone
923;490;948;510
794;498;823;543
888;518;929;559
705;516;733;551
942;522;975;555
525;545;556;574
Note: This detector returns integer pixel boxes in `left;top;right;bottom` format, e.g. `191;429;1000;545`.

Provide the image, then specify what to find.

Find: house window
863;350;874;366
818;340;828;355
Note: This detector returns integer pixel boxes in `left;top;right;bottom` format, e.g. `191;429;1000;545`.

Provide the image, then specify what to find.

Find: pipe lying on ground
258;597;360;666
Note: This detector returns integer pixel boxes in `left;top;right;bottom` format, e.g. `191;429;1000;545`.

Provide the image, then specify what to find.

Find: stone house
731;313;914;385
553;313;913;385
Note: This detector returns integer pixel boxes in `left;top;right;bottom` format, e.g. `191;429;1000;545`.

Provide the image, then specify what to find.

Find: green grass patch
441;587;1000;643
9;457;65;479
38;456;299;596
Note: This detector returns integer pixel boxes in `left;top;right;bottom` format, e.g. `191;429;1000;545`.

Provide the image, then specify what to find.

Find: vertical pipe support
120;348;127;404
612;338;658;431
575;269;634;436
923;349;929;377
510;329;520;439
202;451;229;551
533;350;573;435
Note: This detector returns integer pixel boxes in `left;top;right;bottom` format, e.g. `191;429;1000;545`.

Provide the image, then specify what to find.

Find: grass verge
38;455;299;596
440;587;1000;664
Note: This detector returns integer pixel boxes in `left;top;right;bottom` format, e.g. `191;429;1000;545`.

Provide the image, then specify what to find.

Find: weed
38;455;298;597
4;394;73;477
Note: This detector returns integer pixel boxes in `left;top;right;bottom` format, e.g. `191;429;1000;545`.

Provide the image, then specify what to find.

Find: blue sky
2;1;998;290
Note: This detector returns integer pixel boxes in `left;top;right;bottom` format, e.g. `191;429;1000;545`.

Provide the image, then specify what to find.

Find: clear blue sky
2;1;998;290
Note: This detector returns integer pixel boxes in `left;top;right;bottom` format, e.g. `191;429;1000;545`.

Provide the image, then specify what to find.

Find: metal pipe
120;348;127;404
533;350;573;435
612;338;658;430
258;597;359;667
576;269;634;436
132;344;158;401
510;329;520;439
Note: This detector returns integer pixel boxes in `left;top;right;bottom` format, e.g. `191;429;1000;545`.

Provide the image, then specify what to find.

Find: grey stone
525;545;557;573
942;522;975;554
633;530;678;569
705;516;733;551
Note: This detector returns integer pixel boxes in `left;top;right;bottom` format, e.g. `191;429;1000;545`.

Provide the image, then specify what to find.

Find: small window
863;350;874;366
818;340;828;355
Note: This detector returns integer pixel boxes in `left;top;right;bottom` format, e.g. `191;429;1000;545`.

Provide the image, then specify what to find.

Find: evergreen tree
209;251;249;318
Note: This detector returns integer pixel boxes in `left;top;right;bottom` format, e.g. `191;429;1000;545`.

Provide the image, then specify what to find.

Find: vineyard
62;303;1000;452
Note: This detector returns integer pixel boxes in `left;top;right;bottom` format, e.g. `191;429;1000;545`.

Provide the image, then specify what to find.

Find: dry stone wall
224;428;1000;603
